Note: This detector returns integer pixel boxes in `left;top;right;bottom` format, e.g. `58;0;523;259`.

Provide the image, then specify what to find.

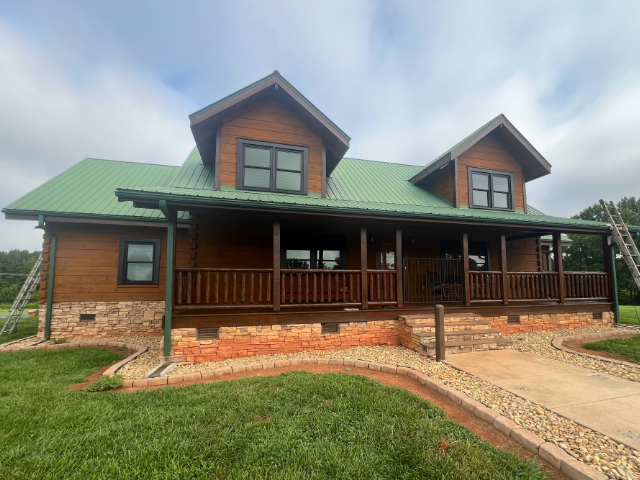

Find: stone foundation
169;321;399;364
488;311;614;334
38;301;164;339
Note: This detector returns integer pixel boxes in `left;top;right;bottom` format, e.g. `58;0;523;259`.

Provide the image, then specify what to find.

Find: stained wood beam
462;232;470;307
273;222;281;312
500;234;509;306
553;233;565;304
396;228;403;308
361;227;368;310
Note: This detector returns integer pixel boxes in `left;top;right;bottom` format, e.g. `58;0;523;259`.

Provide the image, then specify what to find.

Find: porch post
609;237;620;323
500;234;509;305
159;201;176;358
273;222;280;312
396;228;403;308
361;227;368;309
462;232;470;307
553;233;565;304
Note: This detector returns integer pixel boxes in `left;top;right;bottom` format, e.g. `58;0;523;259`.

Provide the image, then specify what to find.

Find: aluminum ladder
0;254;42;336
600;200;640;291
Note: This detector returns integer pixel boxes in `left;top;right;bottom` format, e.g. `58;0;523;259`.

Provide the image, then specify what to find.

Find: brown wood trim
553;233;565;304
321;139;327;198
453;157;460;208
500;234;508;306
41;216;189;229
273;221;280;311
462;232;470;306
602;235;613;300
173;301;614;328
396;227;403;308
214;124;221;190
361;227;368;310
522;174;528;214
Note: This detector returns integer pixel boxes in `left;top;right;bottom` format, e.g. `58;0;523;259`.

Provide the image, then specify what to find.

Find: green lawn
583;334;640;363
0;348;548;479
0;316;39;343
619;305;640;325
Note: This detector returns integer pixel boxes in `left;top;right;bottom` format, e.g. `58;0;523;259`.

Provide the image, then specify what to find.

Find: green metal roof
3;158;187;222
189;71;350;140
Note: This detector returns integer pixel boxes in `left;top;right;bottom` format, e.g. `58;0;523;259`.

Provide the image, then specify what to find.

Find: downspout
36;215;57;339
610;240;620;324
159;200;177;357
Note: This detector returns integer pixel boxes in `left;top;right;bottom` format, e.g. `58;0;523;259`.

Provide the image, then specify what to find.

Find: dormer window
237;139;308;194
468;168;514;211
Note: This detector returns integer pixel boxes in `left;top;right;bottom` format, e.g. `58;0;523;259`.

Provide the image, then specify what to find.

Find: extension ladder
600;200;640;291
0;254;42;336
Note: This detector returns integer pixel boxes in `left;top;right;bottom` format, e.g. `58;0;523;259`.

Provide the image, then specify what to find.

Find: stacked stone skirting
39;301;164;340
552;330;640;369
490;311;614;334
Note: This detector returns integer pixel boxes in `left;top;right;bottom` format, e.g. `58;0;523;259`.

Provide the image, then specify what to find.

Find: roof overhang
410;114;552;185
189;71;350;175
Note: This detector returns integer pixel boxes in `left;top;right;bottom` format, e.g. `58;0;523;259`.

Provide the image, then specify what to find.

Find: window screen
468;168;514;211
237;139;308;194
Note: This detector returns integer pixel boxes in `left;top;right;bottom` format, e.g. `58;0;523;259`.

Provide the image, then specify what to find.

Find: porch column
553;233;565;304
273;222;280;312
607;235;620;323
462;232;470;307
159;200;177;357
500;234;509;305
396;228;403;308
361;227;368;309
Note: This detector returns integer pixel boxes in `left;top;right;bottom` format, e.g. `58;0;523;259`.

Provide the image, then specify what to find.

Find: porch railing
507;272;559;301
564;272;610;300
469;271;503;302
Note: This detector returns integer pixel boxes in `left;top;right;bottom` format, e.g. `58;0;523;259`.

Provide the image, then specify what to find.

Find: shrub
84;375;124;392
52;338;68;345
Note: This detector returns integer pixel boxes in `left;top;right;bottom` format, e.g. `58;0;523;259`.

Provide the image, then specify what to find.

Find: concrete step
399;314;479;325
422;337;513;357
408;320;491;333
416;328;503;343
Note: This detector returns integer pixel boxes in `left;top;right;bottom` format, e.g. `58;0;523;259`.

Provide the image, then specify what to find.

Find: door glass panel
285;250;311;268
380;251;395;269
493;175;510;192
493;192;509;209
275;171;301;191
244;167;271;188
244;146;271;168
127;244;154;262
126;263;153;282
472;189;489;206
276;150;302;171
471;173;489;190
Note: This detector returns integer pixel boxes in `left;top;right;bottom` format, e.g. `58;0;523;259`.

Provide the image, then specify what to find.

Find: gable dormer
189;71;350;197
410;115;551;212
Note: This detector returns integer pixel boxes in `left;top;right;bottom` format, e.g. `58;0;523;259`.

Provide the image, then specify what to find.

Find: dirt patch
123;364;570;479
67;346;137;390
563;340;640;365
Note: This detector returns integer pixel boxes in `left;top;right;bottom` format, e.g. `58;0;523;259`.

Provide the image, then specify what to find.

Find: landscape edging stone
552;331;640;369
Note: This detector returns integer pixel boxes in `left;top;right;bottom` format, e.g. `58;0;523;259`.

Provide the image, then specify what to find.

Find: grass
583;334;640;363
619;305;640;325
0;348;549;479
0;316;39;344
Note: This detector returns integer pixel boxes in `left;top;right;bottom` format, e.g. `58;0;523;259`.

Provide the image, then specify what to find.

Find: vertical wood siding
219;100;324;193
422;161;455;204
458;136;525;210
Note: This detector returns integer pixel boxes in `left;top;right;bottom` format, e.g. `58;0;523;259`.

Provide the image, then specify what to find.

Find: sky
1;0;640;251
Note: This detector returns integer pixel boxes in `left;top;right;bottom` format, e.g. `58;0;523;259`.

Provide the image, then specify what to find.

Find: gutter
158;200;177;358
36;215;56;339
115;188;632;234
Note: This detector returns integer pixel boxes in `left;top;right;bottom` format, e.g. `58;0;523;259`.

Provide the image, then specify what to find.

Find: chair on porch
427;271;459;302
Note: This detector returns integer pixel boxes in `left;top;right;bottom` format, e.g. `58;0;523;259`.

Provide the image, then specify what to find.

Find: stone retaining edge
0;340;148;377
552;330;640;370
126;357;607;480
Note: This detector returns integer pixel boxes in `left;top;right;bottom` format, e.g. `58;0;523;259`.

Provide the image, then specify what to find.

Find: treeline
564;196;640;305
0;250;41;304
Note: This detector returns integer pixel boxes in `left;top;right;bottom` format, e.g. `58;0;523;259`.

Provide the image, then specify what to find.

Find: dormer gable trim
189;71;350;179
410;114;552;185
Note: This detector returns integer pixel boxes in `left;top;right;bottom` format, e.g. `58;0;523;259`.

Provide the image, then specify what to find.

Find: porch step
415;328;503;343
407;320;491;334
400;314;479;325
422;337;513;357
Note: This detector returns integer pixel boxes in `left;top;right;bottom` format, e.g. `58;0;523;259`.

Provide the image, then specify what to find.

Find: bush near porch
0;348;548;479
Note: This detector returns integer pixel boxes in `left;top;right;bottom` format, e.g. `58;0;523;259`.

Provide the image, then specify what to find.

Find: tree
0;250;41;304
564;197;640;305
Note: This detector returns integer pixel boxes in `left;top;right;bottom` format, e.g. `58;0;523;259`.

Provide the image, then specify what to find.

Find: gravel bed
172;345;639;479
1;336;41;348
101;335;163;378
504;326;640;383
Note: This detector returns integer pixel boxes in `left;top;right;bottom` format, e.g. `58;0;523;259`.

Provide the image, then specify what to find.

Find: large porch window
441;241;491;271
282;236;346;270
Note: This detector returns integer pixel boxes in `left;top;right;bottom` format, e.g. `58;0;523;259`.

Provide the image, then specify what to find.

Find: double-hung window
118;238;161;285
237;139;308;194
468;168;515;211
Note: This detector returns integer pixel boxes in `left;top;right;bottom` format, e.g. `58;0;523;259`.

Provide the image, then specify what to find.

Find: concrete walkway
445;350;640;450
